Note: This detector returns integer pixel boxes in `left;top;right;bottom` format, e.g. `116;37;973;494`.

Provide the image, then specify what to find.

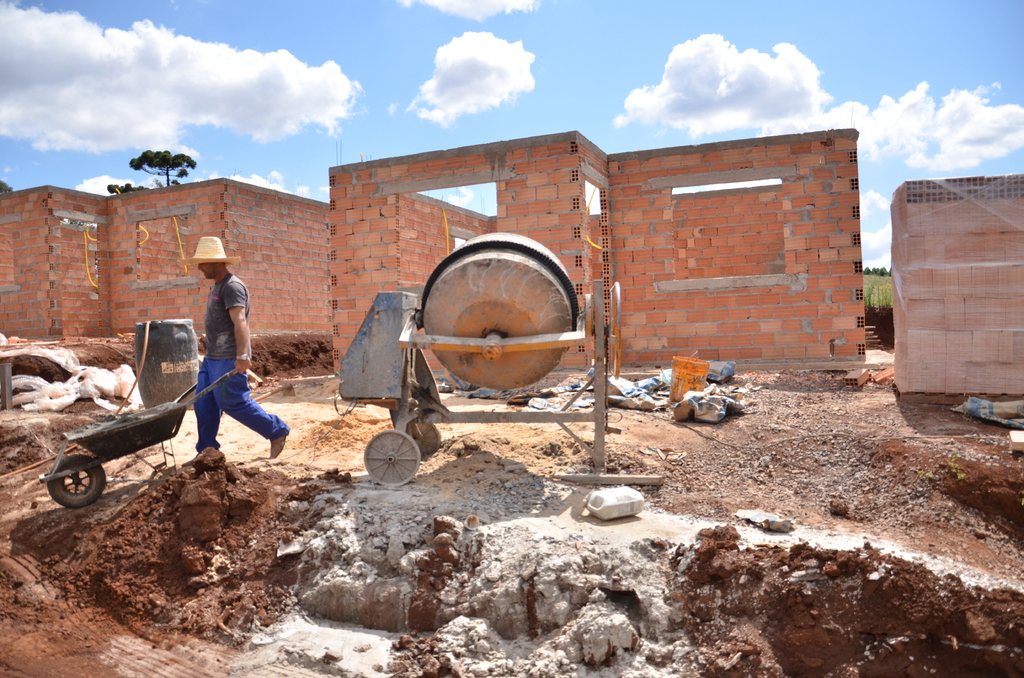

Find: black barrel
134;319;199;408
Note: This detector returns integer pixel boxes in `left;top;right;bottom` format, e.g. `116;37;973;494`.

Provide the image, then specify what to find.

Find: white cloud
0;4;362;153
396;0;539;21
75;175;148;194
847;83;1024;171
860;189;890;219
613;35;831;136
861;222;892;270
409;32;535;127
208;170;310;196
441;186;475;208
615;35;1024;172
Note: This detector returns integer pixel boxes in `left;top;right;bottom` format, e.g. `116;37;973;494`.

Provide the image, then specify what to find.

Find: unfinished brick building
2;128;865;374
0;179;331;339
329;129;865;370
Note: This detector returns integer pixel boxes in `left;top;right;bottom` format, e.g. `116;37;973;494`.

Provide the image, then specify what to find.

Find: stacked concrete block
892;175;1024;396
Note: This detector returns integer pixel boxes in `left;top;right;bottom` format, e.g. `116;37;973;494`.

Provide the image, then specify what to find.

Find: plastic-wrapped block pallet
891;175;1024;396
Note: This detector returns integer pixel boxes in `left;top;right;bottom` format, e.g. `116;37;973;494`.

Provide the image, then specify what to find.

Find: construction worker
186;237;289;458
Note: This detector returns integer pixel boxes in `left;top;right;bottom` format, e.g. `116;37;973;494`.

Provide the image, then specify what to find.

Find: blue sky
2;0;1022;269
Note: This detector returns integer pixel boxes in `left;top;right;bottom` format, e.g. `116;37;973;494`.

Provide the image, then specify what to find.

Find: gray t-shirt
204;273;249;360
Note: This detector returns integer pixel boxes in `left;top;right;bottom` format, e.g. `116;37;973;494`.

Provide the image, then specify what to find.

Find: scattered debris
735;509;796;533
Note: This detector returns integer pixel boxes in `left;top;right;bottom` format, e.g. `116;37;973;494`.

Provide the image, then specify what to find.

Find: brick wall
609;130;864;363
329;129;864;372
0;180;331;340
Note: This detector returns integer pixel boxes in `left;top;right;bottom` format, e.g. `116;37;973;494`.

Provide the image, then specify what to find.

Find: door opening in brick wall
61;218;101;293
0;221;12;286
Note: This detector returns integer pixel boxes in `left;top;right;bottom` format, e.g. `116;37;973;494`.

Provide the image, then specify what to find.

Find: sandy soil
1;336;1023;677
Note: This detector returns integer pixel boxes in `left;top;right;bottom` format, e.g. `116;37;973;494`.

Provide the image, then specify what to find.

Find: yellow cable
138;223;150;245
585;236;603;250
83;229;98;289
442;208;451;254
172;217;187;274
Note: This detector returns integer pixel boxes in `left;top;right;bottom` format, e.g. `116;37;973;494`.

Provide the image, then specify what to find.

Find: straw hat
185;237;240;266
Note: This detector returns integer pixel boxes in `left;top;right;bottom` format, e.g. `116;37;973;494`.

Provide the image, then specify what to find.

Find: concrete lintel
655;272;808;294
579;161;609;190
52;209;109;226
129;277;198;292
610;128;859;164
374;169;515;197
448;225;476;240
0;214;23;225
673;184;781;201
650;166;801;190
0;284;21;294
331;130;604;174
130;204;198;224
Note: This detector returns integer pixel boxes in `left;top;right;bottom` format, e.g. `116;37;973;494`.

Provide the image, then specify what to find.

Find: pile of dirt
17;448;349;644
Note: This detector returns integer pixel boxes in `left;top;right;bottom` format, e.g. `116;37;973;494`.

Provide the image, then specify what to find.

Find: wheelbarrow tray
65;401;188;461
54;368;234;463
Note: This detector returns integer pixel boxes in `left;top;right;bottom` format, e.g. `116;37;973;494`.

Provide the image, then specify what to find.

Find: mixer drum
422;234;578;390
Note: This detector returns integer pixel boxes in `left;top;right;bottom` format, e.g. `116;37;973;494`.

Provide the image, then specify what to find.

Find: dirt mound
23;448;346;642
675;532;1024;677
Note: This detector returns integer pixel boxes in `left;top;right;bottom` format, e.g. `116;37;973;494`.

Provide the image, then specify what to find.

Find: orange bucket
670;356;709;401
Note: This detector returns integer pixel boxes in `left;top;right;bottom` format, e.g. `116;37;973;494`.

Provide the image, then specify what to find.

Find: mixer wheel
364;430;421;487
407;422;442;457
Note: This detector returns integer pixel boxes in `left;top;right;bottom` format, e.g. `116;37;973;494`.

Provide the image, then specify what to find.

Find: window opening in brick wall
417;183;497;217
136;216;191;281
672;178;782;195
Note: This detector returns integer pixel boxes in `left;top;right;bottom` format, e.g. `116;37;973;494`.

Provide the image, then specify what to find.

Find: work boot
270;435;287;459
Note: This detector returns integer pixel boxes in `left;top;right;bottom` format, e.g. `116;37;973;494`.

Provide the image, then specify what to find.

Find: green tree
128;150;197;187
0;179;12;193
107;182;148;195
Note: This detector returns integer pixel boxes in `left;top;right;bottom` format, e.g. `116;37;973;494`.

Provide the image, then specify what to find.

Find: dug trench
0;335;1022;677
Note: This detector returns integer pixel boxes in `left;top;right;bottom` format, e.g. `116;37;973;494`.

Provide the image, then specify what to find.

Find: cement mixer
339;233;619;487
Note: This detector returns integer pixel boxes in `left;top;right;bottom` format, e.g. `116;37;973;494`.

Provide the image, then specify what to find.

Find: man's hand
235;357;252;374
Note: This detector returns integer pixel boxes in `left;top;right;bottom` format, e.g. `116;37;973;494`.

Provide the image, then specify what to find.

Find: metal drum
134;319;199;408
421;234;578;390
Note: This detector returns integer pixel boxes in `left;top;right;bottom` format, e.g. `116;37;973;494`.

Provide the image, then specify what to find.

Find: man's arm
228;306;252;374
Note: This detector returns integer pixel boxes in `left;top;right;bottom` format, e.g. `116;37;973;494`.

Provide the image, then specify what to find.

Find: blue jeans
194;359;290;453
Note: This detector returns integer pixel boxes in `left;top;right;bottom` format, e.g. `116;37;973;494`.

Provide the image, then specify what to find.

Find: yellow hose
83;226;99;289
172;217;187;274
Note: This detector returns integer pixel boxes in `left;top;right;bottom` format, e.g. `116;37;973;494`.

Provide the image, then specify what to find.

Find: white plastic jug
585;487;644;520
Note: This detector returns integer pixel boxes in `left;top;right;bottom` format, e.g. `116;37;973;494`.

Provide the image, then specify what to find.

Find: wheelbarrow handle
178;368;242;408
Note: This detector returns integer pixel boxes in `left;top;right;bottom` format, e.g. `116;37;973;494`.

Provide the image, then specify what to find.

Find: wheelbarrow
38;369;236;509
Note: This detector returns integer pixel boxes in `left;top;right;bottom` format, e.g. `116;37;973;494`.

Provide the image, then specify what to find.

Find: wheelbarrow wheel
47;454;106;509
